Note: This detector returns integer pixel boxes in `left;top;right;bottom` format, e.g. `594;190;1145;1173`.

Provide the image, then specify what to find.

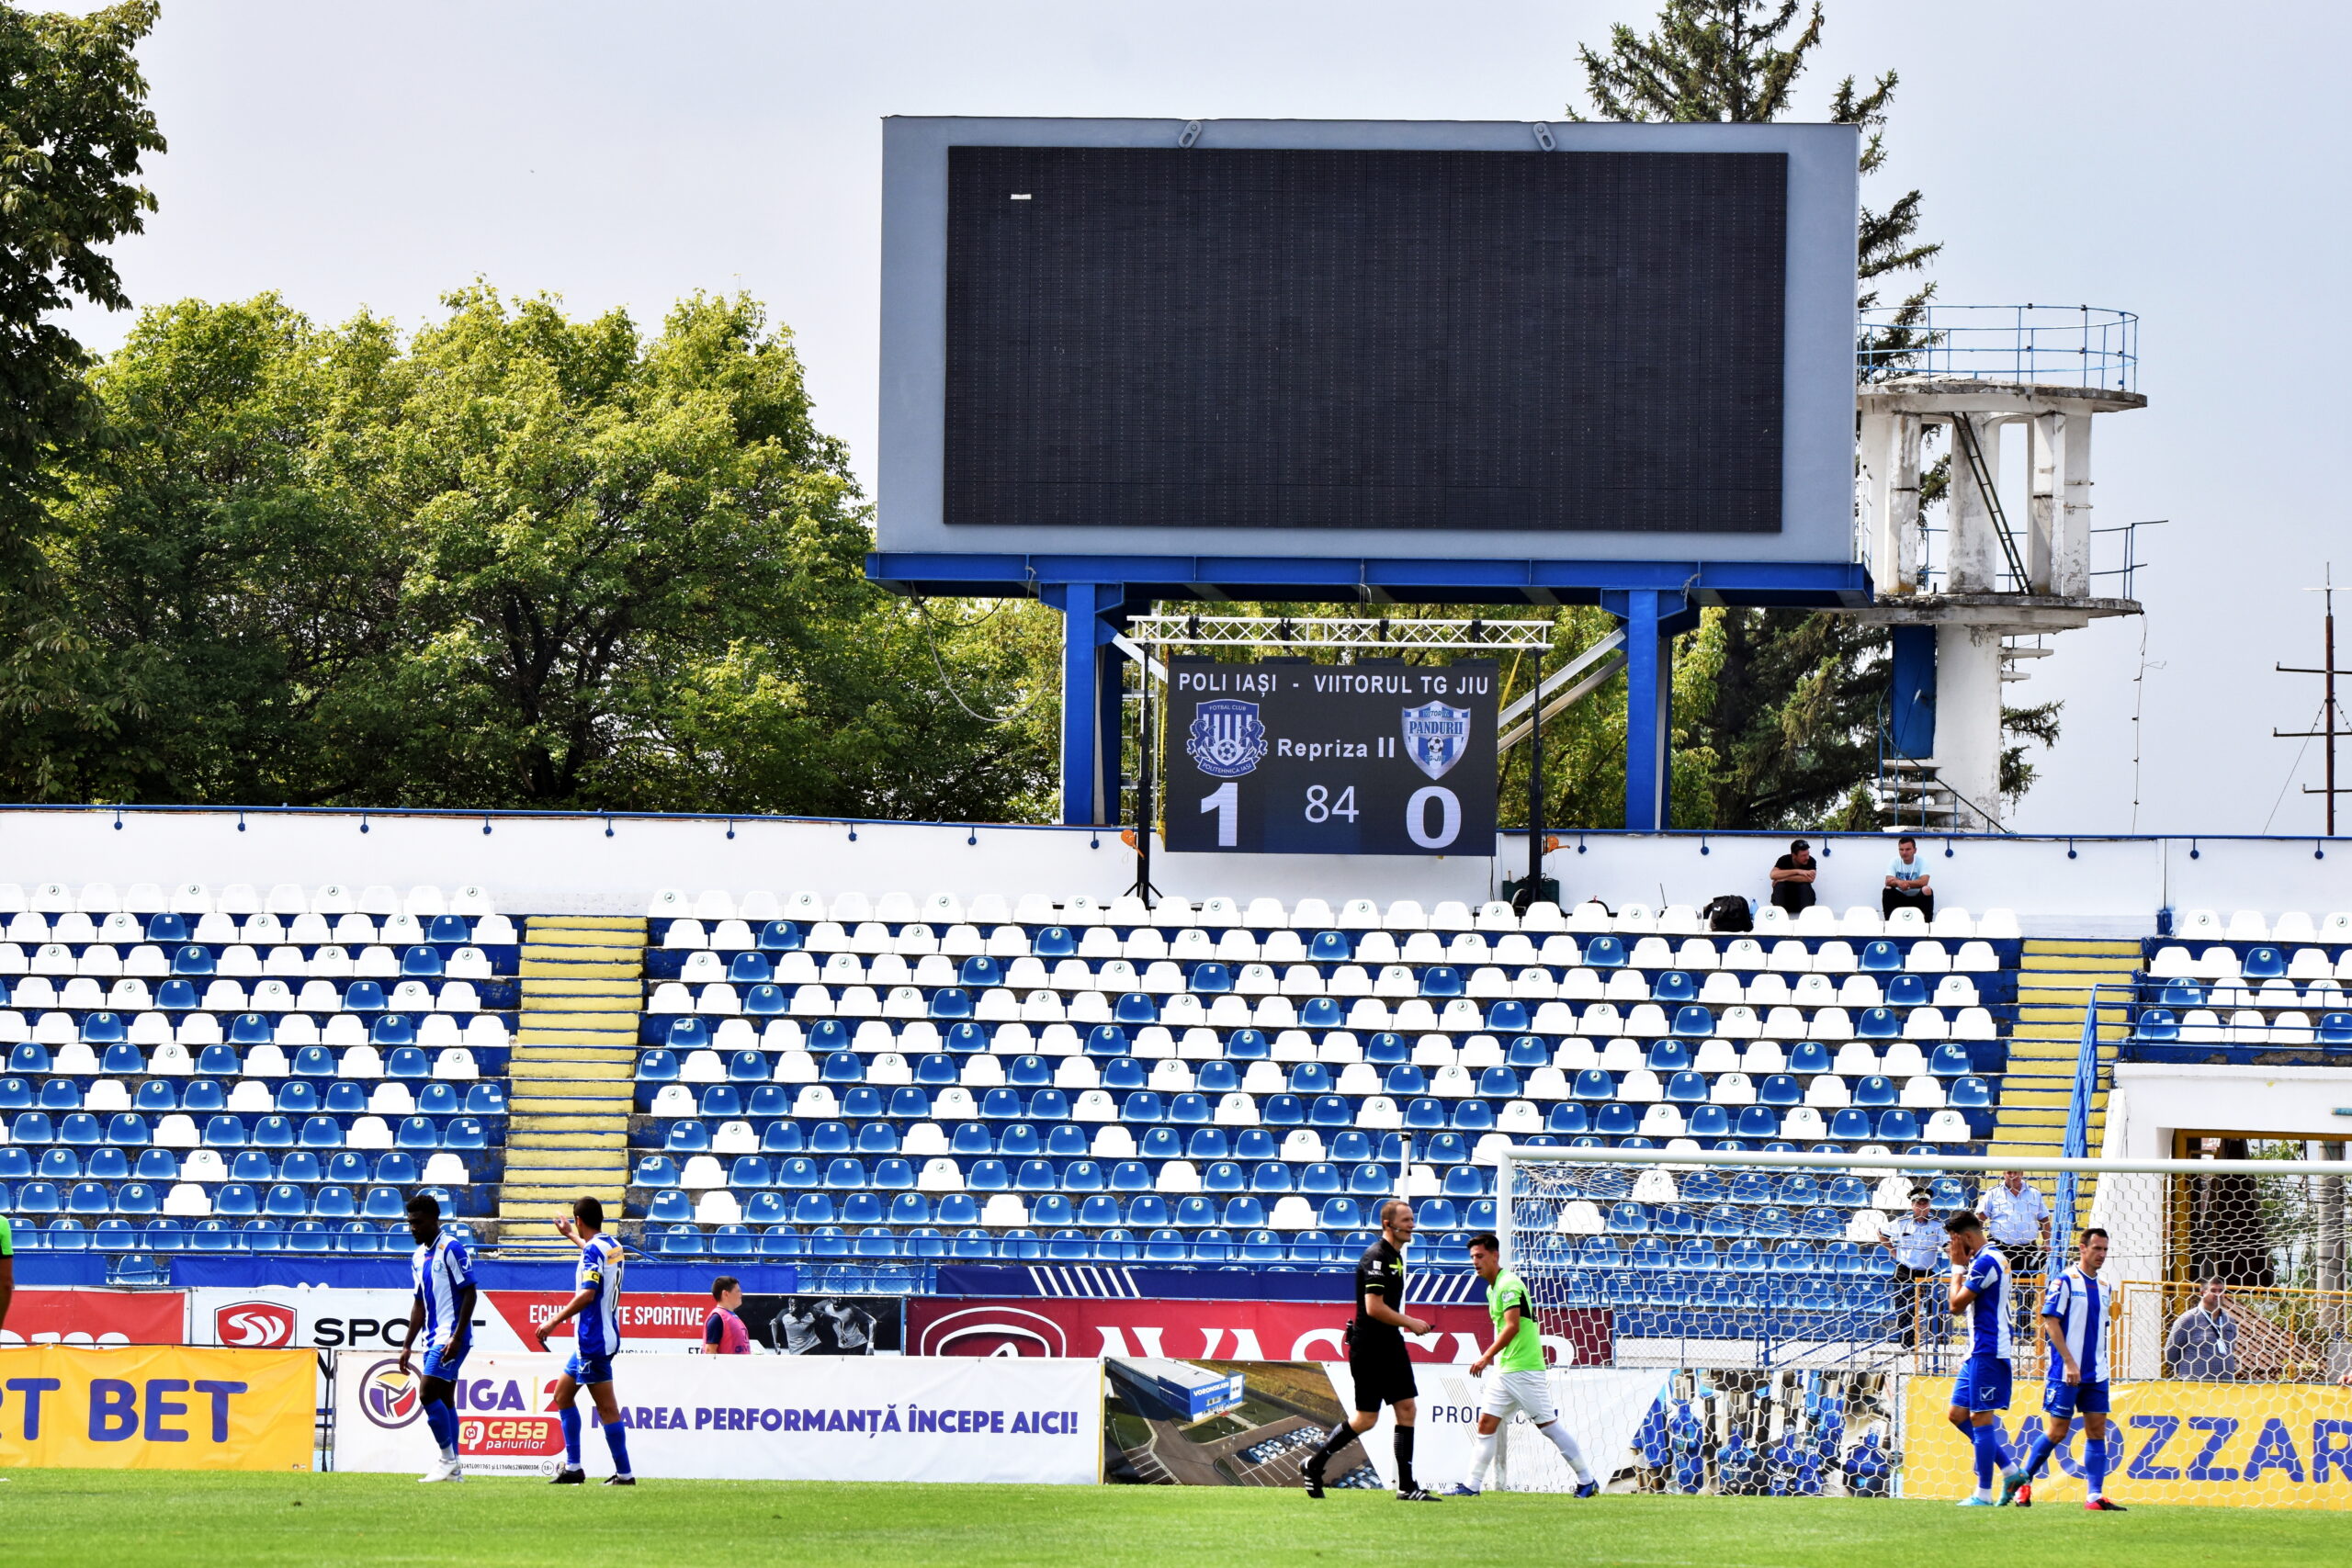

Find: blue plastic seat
760;1122;805;1154
1948;1075;1994;1109
1734;1105;1781;1138
2243;945;2287;980
1928;1043;1973;1076
1827;1108;1873;1141
1584;935;1628;968
1419;965;1464;998
1110;1160;1153;1192
1663;1069;1708;1103
343;980;387;1011
1188;962;1232;995
927;987;973;1021
758;920;803;952
665;1018;712;1049
1757;1074;1802;1107
1853;1075;1898;1108
2134;1008;2179;1042
1653;970;1698;1005
385;1046;431;1078
965;1157;1011;1191
1883;974;1931;1009
145;912;191;942
725;951;774;984
1572;1066;1616;1100
57;1112;102;1145
1481;999;1530;1034
1786;1041;1832;1076
1544;1102;1589;1134
172;945;217;977
1875;1109;1921;1142
1031;926;1077;958
1114;992;1159;1026
1859;940;1902;973
633;1155;681;1187
104;1112;150;1146
402;946;445;977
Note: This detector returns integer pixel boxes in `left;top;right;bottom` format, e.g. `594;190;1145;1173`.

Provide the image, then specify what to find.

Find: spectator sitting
2165;1279;2239;1380
1769;838;1819;913
1882;836;1934;921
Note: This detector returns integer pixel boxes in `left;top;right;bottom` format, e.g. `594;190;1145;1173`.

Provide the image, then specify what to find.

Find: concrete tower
1853;308;2146;829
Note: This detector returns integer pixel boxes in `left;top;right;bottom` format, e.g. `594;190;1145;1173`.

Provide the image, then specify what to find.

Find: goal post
1489;1143;2352;1505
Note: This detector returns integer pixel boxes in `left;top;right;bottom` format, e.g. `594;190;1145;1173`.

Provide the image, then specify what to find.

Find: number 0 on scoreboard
1160;659;1498;856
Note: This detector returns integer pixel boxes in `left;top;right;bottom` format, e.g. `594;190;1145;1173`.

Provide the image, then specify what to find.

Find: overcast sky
57;1;2352;837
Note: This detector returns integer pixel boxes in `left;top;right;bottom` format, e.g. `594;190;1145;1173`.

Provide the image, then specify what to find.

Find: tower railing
1859;304;2138;393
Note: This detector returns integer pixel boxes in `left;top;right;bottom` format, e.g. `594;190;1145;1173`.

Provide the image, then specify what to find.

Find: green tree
39;288;1058;818
0;0;164;794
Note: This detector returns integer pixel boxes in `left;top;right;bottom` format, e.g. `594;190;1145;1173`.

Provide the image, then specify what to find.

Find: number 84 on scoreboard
1161;659;1498;857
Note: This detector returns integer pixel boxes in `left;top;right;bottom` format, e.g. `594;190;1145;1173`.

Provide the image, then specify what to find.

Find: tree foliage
0;0;164;791
31;288;1058;817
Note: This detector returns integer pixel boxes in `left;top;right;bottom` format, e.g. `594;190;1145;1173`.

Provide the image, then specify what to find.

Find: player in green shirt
1448;1232;1598;1497
0;1212;16;1340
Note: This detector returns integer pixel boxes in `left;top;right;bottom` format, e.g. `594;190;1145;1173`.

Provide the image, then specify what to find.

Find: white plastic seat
1804;1073;1849;1109
1928;908;1974;938
1708;1071;1756;1106
1904;941;1952;975
1901;1075;1948;1109
1923;1109;1971;1143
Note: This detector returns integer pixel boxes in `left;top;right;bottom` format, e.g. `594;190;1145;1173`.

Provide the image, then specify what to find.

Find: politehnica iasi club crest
1402;700;1472;780
1187;699;1268;779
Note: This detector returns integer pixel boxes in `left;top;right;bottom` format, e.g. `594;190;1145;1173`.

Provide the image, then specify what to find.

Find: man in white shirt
1981;1172;2052;1337
1883;836;1934;921
1878;1189;1946;1348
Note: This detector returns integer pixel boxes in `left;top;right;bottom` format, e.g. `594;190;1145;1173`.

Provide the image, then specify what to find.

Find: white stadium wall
2;806;2347;931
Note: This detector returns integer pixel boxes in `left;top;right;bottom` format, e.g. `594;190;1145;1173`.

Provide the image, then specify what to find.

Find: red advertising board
908;1297;1613;1366
0;1289;186;1348
482;1292;720;1344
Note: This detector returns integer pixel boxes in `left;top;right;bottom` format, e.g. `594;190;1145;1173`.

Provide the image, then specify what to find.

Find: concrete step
530;916;648;931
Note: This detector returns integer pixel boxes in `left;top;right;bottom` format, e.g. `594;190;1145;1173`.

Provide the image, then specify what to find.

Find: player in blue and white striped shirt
1943;1212;2030;1507
533;1196;635;1485
2015;1226;2127;1512
396;1192;477;1483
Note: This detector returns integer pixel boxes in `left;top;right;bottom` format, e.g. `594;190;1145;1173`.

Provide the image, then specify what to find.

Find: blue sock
602;1417;632;1477
560;1405;582;1467
2086;1428;2108;1498
2021;1429;2056;1480
1969;1425;2000;1490
424;1400;458;1459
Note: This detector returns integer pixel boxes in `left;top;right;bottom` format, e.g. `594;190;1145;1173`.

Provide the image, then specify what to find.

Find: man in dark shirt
1769;839;1818;913
1301;1198;1441;1502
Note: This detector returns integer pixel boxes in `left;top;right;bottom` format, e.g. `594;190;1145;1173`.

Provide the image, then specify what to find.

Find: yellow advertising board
1905;1375;2352;1509
0;1345;313;1471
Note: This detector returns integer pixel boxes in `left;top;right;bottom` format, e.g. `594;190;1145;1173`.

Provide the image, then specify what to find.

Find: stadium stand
620;890;2036;1276
0;881;514;1255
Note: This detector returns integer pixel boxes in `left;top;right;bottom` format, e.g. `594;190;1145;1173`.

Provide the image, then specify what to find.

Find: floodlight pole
2275;567;2352;835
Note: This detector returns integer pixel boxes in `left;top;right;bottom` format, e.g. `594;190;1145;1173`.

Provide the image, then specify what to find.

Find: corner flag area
3;1474;2344;1568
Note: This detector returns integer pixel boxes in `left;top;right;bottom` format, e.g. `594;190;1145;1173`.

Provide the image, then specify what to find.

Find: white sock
1540;1421;1594;1484
440;1443;458;1462
1467;1429;1498;1489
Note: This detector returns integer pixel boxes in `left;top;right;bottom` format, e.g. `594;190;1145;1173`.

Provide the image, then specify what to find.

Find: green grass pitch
1;1472;2342;1567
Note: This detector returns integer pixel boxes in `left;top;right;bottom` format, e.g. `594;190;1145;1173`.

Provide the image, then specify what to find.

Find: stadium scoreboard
878;117;1861;564
1163;659;1498;856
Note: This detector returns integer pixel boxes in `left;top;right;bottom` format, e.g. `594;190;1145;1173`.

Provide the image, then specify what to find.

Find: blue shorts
420;1341;469;1381
1951;1355;2013;1415
2043;1378;2110;1419
564;1350;616;1387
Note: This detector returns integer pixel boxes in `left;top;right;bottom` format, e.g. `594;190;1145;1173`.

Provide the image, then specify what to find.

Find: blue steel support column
1044;582;1128;826
1603;588;1698;830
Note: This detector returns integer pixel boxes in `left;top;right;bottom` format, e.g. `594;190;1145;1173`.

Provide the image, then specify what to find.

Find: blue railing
1859;304;2138;393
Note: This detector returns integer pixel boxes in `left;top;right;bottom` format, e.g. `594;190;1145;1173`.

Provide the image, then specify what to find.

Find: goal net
1489;1144;2352;1506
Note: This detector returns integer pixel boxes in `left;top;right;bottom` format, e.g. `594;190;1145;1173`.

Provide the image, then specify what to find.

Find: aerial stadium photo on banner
5;2;2352;1566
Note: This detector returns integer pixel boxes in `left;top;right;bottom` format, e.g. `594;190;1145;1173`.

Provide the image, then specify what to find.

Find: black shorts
1349;1337;1418;1413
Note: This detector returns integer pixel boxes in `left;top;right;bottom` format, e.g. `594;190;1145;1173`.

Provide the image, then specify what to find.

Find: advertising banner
187;1286;901;1357
332;1351;1099;1483
1324;1362;1664;1494
1097;1357;1657;1493
0;1289;185;1348
910;1296;1611;1367
0;1345;313;1471
1903;1375;2352;1509
481;1290;902;1355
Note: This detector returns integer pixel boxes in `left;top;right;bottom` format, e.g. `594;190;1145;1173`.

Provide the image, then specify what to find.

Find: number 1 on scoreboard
1199;781;1238;847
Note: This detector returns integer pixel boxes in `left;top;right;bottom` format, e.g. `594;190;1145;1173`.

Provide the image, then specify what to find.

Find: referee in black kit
1302;1198;1441;1501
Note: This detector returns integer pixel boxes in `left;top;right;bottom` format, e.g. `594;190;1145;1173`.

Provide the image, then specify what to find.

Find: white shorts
1478;1369;1557;1425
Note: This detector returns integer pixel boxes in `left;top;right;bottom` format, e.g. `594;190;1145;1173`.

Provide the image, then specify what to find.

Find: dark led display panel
944;146;1786;535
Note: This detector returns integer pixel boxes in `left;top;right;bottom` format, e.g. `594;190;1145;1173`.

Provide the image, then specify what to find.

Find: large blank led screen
944;146;1786;535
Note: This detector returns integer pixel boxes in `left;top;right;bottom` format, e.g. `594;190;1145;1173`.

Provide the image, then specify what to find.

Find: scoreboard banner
0;1345;313;1471
1164;660;1498;856
331;1351;1101;1483
1902;1374;2352;1509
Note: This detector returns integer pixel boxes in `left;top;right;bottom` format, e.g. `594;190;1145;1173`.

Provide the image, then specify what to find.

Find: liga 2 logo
214;1300;299;1348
